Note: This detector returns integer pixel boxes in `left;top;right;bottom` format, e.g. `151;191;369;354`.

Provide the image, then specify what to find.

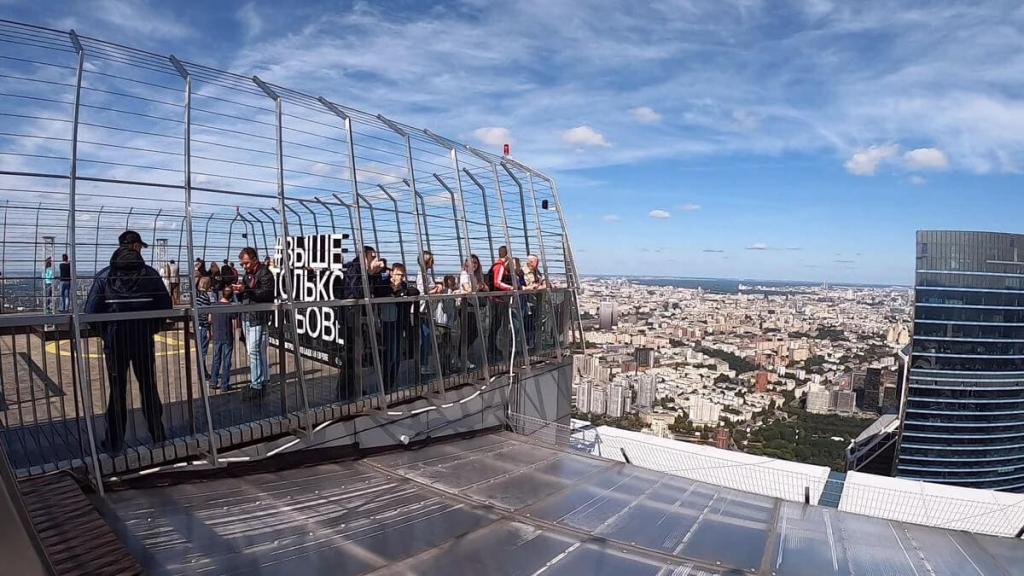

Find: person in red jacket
488;246;514;361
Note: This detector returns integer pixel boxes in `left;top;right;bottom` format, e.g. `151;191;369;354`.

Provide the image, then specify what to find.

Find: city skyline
2;2;1022;285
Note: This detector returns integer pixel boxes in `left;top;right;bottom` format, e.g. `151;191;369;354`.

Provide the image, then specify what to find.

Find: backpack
484;263;498;292
104;267;157;314
342;258;364;299
486;262;511;292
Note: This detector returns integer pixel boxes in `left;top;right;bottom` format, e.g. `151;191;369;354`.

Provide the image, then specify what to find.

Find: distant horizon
581;273;911;289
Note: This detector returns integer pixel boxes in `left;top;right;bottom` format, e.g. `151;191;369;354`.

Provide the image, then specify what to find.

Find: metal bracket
68;29;83;53
376;114;408;137
318;96;349;120
252;75;279;100
169;54;188;79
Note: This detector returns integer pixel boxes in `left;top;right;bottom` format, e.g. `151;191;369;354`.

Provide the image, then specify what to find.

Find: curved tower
898;230;1024;491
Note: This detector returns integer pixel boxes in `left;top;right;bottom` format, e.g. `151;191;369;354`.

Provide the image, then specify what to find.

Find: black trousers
102;323;165;448
489;299;509;361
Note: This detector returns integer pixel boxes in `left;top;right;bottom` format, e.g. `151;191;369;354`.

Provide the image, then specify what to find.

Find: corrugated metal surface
19;473;142;576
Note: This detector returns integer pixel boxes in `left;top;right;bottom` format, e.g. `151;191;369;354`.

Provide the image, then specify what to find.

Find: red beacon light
503;143;510;156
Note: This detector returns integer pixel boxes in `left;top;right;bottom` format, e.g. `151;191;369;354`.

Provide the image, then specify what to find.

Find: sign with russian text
268;234;347;368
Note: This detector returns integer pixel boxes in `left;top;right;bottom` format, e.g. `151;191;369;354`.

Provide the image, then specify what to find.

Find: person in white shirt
415;251;443;375
168;259;180;305
459;255;486;369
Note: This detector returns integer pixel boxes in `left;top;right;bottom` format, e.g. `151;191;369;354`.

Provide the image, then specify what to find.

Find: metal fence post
317;97;387;404
377;115;446;394
201;213;214;261
171;55;219;466
515;167;587;352
375;185;406;266
297;200;320;235
507;166;561;360
356;192;381;252
461;169;496;260
431;174;465;265
253;76;312;434
0;201;6;314
65;30;104;495
466;147;532;374
149;208;162;264
423;130;491;382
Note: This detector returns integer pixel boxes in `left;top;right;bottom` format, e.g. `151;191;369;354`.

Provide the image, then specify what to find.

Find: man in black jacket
58;253;71;312
340;246;389;398
342;245;389;299
379;263;420;391
233;247;274;397
85;230;171;452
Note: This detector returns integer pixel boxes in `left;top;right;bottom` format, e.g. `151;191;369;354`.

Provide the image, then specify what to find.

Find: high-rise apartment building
590;387;608;416
863;368;882;413
636;374;657;409
598;301;617;331
806;383;833;414
576;381;592;414
636;346;656;368
688;395;722;425
607;384;627;418
896;231;1024;491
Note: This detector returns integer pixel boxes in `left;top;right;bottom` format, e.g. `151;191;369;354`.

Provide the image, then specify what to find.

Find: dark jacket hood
110;246;145;271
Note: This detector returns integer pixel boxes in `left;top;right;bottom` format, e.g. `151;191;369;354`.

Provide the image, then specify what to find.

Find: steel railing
0;18;584;493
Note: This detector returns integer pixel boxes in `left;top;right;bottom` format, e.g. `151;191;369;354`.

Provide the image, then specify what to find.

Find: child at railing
436;275;458;372
209;285;239;392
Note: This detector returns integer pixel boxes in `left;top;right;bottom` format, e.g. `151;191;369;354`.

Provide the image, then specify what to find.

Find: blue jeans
243;320;268;389
60;281;70;313
210;340;233;390
382;320;401;391
420;320;432;369
197;324;210;379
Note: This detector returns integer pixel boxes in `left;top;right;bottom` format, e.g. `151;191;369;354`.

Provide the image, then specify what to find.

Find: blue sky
5;0;1024;285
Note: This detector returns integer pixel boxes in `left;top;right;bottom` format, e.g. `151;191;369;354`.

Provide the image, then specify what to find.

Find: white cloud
216;3;1024;176
731;109;760;130
903;147;949;171
561;125;610;147
678;203;702;212
747;243;770;250
909;175;927;185
83;0;194;40
648;209;671;219
844;144;900;176
424;193;451;206
237;3;264;39
602;214;621;222
472;126;513;148
629;106;662;123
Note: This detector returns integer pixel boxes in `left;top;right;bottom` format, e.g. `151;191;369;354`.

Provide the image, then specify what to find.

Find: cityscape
571;230;1024;493
2;2;1024;575
572;276;910;470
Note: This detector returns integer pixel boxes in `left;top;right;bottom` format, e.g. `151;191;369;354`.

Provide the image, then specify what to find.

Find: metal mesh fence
0;19;582;490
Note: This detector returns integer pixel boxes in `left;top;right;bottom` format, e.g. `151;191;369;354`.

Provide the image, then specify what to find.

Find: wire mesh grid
0;19;582;487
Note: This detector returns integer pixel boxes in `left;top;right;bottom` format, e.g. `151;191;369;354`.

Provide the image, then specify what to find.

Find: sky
4;0;1024;285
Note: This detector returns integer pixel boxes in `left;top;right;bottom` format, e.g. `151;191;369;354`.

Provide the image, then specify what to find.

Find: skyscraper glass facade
898;231;1024;491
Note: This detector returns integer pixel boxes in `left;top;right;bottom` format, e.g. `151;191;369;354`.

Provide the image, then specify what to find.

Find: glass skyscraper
897;231;1024;491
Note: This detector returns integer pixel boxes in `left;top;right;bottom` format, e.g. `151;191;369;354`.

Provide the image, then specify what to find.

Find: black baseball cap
118;230;148;248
